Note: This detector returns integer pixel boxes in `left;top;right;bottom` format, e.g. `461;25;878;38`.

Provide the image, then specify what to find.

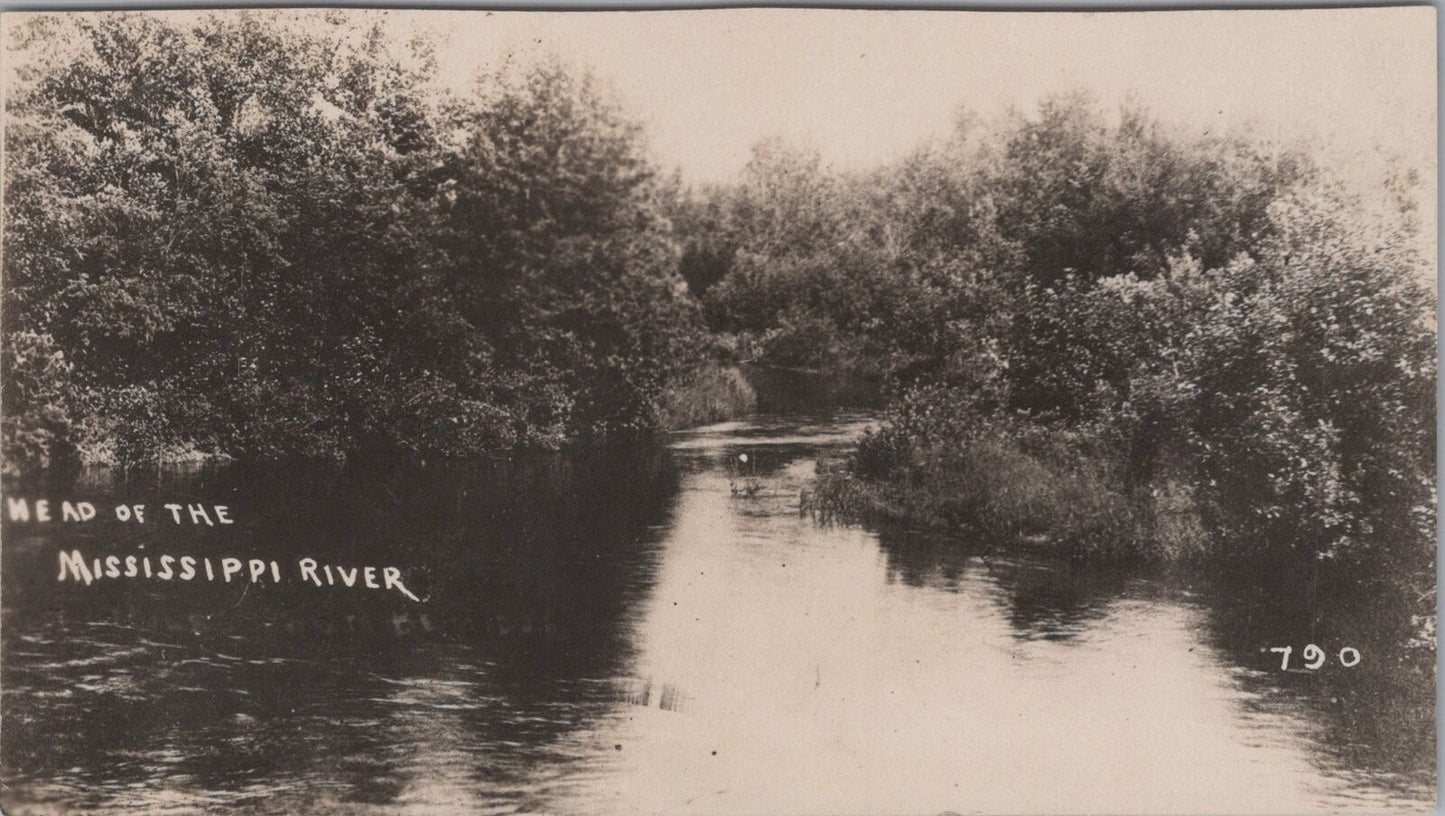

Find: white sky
404;8;1437;186
4;7;1435;189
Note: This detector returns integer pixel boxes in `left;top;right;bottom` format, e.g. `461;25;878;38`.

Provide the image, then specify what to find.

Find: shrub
814;402;1169;560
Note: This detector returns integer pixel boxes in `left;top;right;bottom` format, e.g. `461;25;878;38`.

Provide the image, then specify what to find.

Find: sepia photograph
0;7;1437;814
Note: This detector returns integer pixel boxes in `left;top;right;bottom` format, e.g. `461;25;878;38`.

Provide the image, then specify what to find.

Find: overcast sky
405;8;1437;187
5;7;1434;189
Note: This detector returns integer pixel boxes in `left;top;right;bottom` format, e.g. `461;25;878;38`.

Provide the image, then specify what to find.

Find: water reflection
1;414;1434;814
1194;561;1437;804
3;448;680;814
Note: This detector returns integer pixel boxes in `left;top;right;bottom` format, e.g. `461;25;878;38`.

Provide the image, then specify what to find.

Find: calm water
1;412;1435;814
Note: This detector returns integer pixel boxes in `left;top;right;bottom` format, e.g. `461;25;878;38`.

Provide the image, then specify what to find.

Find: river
0;411;1434;814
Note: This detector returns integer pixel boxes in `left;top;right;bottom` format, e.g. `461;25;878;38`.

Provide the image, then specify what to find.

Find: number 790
1269;644;1361;670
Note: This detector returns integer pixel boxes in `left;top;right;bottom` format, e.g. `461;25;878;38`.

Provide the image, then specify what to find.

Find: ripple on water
0;414;1434;814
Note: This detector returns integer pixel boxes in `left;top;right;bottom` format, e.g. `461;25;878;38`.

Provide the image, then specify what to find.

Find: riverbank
809;425;1208;562
23;364;759;476
660;364;758;430
808;397;1437;652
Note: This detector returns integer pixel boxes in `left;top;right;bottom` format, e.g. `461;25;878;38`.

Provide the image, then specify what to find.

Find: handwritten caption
4;497;421;603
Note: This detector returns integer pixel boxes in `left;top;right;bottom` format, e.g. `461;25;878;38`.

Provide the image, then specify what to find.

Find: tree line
711;99;1434;601
5;15;1435;592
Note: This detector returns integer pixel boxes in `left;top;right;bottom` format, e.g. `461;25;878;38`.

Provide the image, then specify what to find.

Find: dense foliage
3;13;713;470
4;16;1434;602
697;100;1439;586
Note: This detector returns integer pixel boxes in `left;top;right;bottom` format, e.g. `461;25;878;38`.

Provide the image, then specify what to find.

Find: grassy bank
809;372;1435;645
660;364;758;430
810;424;1208;561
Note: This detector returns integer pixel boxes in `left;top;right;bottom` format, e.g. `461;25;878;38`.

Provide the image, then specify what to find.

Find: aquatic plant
728;452;764;498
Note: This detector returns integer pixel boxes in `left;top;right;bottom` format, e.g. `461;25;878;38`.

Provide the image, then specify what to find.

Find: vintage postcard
0;7;1436;814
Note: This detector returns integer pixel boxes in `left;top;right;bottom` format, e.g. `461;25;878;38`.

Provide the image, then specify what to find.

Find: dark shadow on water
1188;556;1437;799
872;523;1153;643
869;520;1436;802
1;447;681;813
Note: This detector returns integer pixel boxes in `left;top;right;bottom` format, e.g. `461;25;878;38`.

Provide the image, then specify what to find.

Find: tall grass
661;364;758;430
811;428;1210;561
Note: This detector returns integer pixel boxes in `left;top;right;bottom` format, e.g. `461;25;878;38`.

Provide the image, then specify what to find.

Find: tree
3;14;710;467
